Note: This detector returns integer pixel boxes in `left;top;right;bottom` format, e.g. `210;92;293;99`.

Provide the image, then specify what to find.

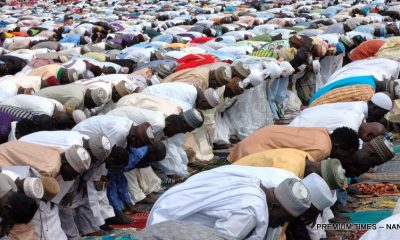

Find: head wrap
385;79;400;99
274;178;311;217
88;134;112;163
72;110;87;124
371;92;393;111
182;109;203;129
203;88;221;107
231;62;250;79
370;136;395;164
23;177;44;200
321;158;347;190
336;42;345;54
91;88;108;106
40;176;60;201
65;145;91;174
46;76;60;86
302;173;336;211
157;64;172;79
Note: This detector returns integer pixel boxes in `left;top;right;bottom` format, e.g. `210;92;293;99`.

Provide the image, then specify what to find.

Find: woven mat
81;228;139;240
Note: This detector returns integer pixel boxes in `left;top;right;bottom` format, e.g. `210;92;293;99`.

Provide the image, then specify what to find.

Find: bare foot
129;205;147;213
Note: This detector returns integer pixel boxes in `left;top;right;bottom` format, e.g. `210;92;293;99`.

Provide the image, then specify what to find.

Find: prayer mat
343;210;392;224
111;213;149;229
347;195;400;211
81;228;139;240
189;157;230;172
352;183;400;196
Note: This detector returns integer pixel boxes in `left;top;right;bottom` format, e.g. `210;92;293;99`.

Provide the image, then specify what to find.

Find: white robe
289;107;365;132
72;115;133;148
107;106;166;140
360;212;400;240
326;58;400;84
19;131;87;150
148;165;298;239
142;82;198;108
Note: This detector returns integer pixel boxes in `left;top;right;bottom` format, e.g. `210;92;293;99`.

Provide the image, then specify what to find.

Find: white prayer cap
203;88;221;108
23;177;44;200
88;134;112;163
243;69;265;87
65;145;91;174
301;173;336;211
371;92;393;111
72;110;87;124
274;178;311;217
91;88;108;106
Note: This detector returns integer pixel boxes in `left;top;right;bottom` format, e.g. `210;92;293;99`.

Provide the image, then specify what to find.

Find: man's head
367;92;393;122
164;114;185;137
358;122;386;142
59;68;78;84
128;122;155;148
180;109;204;132
141;142;167;163
83;134;112;164
84;88;108;109
320;158;347;190
300;173;335;226
52;109;75;129
60;145;91;181
209;66;231;88
266;178;311;228
15;119;38;139
343;136;395;177
195;88;221;110
224;77;244;98
105;146;129;173
329;127;360;161
0;191;38;225
112;81;132;102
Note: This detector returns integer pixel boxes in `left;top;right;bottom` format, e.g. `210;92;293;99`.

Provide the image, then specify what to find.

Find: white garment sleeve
214;211;257;239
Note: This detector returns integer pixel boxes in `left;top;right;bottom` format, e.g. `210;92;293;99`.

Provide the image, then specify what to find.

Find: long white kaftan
19;131;86;150
148;165;298;239
72;115;133;148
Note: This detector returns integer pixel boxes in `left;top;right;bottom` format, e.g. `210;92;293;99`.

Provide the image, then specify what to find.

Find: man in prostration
148;166;312;239
227;125;360;164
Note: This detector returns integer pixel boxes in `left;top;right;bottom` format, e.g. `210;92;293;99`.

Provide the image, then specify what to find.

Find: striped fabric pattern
310;84;375;107
0;105;34;120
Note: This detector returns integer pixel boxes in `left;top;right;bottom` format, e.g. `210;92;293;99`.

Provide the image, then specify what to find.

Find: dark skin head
224;80;244;98
141;142;167;163
329;127;359;162
341;145;377;178
128;123;154;148
84;90;98;109
264;186;295;228
367;101;390;123
105;146;129;173
52;108;75;129
17;87;34;95
358;122;386;142
195;88;213;110
60;70;72;85
111;86;122;103
164;114;185;137
60;153;79;181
